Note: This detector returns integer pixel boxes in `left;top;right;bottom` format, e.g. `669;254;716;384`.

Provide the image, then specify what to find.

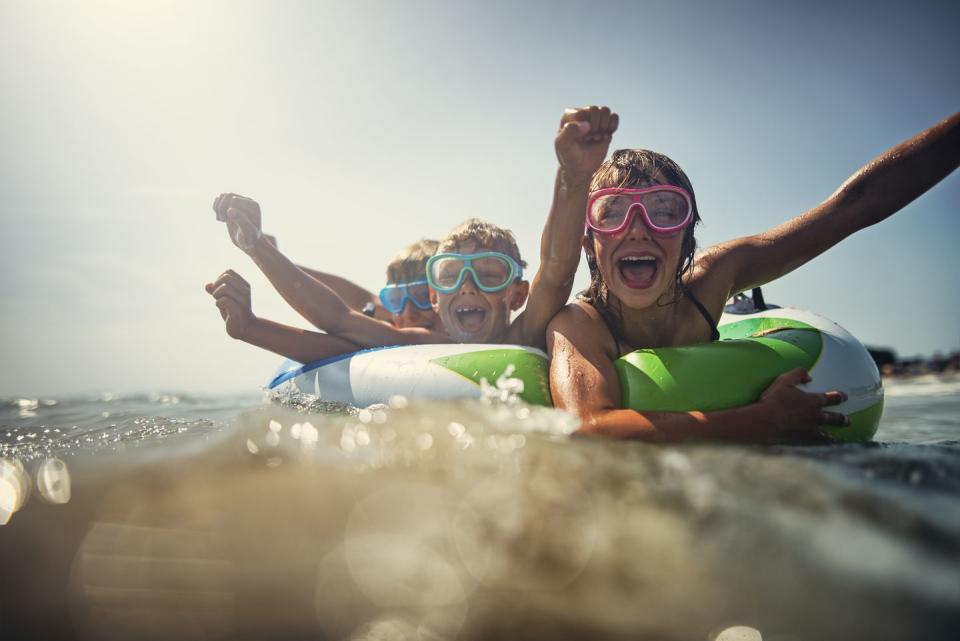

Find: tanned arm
206;269;361;362
546;304;847;443
297;267;390;321
511;106;619;347
714;111;960;297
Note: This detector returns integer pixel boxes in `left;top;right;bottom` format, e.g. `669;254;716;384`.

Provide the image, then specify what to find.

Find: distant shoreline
868;347;960;378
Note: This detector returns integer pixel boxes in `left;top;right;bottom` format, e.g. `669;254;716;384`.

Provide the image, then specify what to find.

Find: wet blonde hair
437;218;527;270
386;239;439;284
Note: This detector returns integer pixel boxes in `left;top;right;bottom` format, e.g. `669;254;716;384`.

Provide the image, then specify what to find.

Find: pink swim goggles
585;186;693;235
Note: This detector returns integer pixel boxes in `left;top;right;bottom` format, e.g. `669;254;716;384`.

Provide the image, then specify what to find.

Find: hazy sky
1;0;958;396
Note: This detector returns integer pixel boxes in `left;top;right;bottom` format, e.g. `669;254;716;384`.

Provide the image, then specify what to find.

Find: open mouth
618;255;659;289
454;305;487;333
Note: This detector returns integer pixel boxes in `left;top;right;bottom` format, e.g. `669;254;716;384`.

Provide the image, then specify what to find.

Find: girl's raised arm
512;106;618;347
719;111;960;296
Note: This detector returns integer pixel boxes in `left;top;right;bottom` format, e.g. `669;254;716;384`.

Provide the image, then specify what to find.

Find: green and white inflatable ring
267;307;883;442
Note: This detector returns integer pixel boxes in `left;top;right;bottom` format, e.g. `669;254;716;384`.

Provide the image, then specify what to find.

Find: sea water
1;376;959;641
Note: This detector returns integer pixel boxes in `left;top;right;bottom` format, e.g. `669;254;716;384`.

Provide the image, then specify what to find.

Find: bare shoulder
547;300;602;334
546;300;616;360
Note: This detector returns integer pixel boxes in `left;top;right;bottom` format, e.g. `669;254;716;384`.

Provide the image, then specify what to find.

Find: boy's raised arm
261;234;386;320
297;266;387;320
214;194;447;347
725;110;960;295
205;269;361;363
512;106;619;346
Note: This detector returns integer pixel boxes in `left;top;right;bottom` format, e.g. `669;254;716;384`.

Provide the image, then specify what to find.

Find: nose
397;302;417;323
624;205;652;240
458;270;480;294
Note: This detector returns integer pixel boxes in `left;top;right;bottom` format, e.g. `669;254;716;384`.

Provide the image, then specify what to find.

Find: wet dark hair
582;149;702;336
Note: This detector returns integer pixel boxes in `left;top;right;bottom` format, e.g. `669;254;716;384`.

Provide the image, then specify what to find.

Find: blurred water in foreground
2;375;959;640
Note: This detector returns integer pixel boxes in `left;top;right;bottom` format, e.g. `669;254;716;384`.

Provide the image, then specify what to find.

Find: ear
508;280;530;311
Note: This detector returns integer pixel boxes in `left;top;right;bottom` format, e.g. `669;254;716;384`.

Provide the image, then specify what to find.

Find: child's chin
452;328;491;343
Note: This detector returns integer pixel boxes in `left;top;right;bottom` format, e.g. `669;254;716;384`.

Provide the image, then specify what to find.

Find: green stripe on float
431;349;553;406
616;327;823;412
718;315;817;340
825;397;884;443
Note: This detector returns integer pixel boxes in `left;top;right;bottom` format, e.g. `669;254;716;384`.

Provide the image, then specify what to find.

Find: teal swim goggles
425;252;523;294
379;279;433;314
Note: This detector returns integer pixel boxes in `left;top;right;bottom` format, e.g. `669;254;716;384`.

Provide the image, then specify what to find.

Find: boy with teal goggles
425;252;523;294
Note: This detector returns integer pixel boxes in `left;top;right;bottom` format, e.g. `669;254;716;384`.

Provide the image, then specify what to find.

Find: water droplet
300;422;318;447
37;458;71;505
713;625;762;641
388;395;408;409
416;433;433;450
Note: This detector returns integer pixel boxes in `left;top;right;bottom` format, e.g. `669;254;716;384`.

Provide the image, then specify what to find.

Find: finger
219;269;250;289
776;367;809;387
559;107;591;128
556;120;592;148
810;429;834;444
205;282;215;294
212;270;250;292
211;280;249;302
587;105;602;135
608;112;620;135
596;106;612;132
579;106;600;142
231;194;258;211
822;390;848;406
227;207;260;237
215;297;244;325
211;283;250;307
214;297;230;320
214;193;235;221
215;296;241;313
222;193;238;215
820;411;850;426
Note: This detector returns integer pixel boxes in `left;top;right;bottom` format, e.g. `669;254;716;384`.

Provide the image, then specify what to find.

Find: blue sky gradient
1;0;957;395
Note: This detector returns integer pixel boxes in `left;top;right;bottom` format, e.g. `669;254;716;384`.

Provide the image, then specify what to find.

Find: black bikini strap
680;283;720;342
594;302;627;355
577;295;626;356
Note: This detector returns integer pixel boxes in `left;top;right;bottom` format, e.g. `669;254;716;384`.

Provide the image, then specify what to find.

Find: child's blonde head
386;239;439;284
437;218;527;269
